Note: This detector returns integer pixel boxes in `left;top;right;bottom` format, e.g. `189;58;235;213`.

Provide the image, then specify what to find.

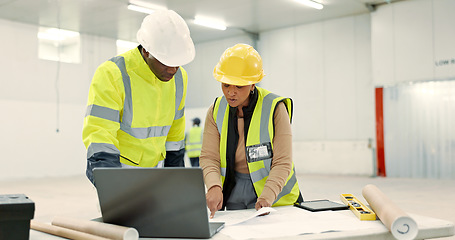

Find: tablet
294;200;349;212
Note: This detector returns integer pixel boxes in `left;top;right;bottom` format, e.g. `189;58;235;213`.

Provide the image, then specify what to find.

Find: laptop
93;167;225;238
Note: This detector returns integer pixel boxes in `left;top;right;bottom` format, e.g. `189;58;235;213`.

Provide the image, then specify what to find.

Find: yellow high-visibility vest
186;126;203;158
83;47;187;167
213;87;300;206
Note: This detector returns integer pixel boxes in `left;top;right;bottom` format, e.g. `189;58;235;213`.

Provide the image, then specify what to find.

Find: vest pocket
118;133;144;166
120;155;140;165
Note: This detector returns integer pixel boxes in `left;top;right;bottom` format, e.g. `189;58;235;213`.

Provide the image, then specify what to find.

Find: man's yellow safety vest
186;126;203;158
83;47;187;167
213;87;301;206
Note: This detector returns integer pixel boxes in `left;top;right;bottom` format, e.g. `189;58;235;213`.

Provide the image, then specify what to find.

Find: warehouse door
382;80;455;179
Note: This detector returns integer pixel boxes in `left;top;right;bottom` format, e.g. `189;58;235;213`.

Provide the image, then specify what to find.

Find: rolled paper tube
31;220;111;240
362;184;418;240
52;216;139;240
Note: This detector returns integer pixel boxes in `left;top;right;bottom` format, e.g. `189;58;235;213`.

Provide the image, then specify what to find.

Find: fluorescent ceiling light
295;0;324;10
127;4;155;14
194;17;226;30
127;0;167;14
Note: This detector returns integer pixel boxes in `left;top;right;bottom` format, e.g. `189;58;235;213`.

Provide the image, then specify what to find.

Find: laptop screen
93;167;224;238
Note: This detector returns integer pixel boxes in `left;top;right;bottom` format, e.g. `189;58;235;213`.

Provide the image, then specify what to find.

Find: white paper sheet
211;206;384;240
212;207;276;226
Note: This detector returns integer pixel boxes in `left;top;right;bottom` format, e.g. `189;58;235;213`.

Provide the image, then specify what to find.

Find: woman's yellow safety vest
213;87;301;206
83;47;187;167
185;126;203;158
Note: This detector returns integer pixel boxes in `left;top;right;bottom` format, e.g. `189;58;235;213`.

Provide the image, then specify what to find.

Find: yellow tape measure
340;194;376;221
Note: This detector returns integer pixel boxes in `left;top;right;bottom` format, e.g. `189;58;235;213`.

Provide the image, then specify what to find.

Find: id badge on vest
246;142;273;163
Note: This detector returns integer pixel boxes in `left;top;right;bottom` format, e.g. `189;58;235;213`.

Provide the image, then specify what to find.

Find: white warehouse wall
0;16;256;181
0;14;376;181
0;19;116;181
259;14;375;176
10;0;455;180
372;0;455;85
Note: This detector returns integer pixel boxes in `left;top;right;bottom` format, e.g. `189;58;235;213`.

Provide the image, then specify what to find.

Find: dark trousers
190;157;200;167
226;172;257;210
164;149;185;167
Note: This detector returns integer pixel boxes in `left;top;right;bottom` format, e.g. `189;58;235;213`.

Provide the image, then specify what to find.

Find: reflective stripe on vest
214;87;299;206
85;55;185;156
213;97;229;182
186;126;203;157
85;56;184;139
86;142;120;159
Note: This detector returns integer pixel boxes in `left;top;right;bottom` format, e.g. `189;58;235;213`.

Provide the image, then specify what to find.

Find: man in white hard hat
82;10;195;184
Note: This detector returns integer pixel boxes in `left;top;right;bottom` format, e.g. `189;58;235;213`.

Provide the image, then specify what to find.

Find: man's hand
255;199;271;212
206;185;223;218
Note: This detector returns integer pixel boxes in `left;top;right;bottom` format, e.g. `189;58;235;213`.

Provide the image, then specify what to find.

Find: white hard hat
137;10;195;67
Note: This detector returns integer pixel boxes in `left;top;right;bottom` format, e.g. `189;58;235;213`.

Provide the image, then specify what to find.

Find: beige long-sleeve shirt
200;102;293;205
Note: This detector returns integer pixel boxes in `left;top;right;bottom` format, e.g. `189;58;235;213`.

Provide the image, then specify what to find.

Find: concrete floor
1;174;454;239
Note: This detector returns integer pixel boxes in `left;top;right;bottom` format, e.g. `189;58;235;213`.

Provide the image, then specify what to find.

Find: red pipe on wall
375;87;386;177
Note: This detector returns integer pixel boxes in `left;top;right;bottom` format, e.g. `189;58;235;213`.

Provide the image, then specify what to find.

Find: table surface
30;206;454;240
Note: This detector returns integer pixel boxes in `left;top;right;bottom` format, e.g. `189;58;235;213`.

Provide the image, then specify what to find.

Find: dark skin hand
255;199;271;216
206;185;223;218
206;185;272;218
255;199;271;210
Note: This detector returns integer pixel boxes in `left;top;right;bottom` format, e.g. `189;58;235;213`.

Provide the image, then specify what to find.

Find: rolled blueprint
362;184;418;240
31;220;110;240
52;216;139;240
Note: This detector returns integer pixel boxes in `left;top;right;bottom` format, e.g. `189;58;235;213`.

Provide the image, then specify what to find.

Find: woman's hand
255;199;271;211
206;185;223;218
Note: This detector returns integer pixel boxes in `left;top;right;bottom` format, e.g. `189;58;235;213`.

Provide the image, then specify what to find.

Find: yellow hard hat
213;43;264;86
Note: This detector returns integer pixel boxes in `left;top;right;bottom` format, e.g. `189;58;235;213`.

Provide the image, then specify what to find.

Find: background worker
200;43;303;218
82;10;195;184
185;118;203;167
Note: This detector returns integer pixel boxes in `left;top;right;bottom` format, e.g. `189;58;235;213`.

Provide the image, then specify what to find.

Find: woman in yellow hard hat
200;43;303;218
